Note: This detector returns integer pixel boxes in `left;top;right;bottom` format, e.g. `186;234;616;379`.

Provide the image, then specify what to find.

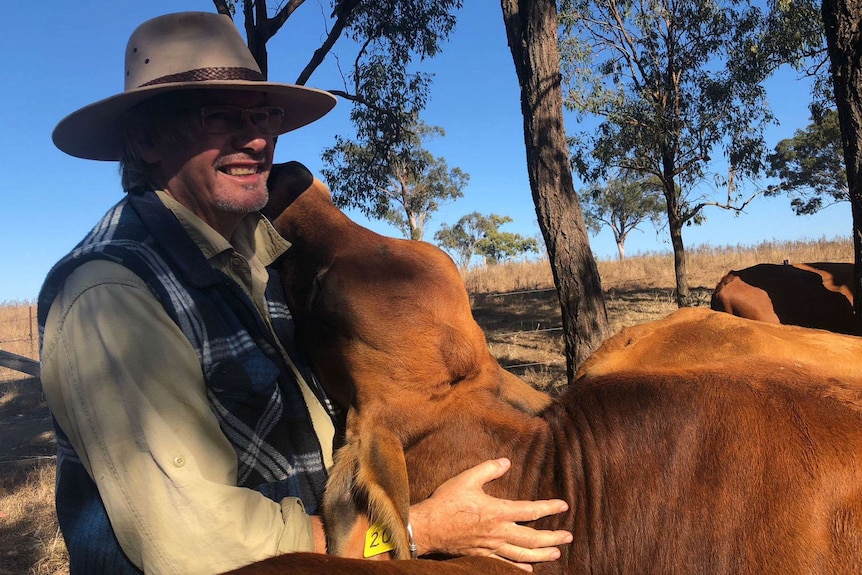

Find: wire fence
475;289;566;375
0;304;39;380
0;304;38;344
478;287;558;298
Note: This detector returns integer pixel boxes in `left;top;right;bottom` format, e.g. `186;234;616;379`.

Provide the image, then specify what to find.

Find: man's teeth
224;166;257;176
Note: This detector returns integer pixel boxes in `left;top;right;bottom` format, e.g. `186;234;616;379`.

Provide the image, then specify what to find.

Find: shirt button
173;456;186;467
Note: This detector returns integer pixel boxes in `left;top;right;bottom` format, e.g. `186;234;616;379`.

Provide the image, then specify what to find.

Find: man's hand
408;458;573;571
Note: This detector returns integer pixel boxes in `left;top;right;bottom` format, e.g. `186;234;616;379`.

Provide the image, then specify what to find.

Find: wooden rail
0;350;40;377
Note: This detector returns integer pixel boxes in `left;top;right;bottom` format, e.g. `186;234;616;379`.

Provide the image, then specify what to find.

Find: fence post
30;304;36;358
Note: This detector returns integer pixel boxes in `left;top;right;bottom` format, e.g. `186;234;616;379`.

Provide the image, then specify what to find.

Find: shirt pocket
206;349;282;416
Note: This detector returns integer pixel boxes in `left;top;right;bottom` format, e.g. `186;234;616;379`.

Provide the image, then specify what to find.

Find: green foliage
343;0;461;62
558;0;813;305
321;120;469;240
560;0;774;195
336;0;463;156
434;212;539;267
766;109;848;214
335;0;463;142
578;172;665;259
315;0;467;241
758;0;831;115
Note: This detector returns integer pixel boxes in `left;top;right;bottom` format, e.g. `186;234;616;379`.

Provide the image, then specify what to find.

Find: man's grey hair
119;121;154;193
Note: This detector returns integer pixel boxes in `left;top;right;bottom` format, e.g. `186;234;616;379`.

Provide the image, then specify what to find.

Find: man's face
145;90;278;237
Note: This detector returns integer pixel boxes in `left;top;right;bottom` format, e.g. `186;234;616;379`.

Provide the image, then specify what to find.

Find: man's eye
205;111;237;124
249;111;269;123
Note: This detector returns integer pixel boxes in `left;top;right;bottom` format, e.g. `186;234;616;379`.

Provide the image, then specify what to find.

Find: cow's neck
400;396;590;573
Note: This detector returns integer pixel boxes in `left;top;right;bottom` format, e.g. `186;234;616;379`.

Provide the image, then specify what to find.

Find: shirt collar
154;190;290;267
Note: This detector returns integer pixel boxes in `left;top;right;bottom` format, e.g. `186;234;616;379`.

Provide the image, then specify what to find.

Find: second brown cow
710;262;856;334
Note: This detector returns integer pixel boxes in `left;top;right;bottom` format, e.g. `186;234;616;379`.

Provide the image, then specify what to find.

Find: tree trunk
501;0;611;379
662;156;691;307
668;216;690;307
822;0;862;334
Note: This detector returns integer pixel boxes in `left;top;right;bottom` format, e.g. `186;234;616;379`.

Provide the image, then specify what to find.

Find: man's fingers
497;497;570;522
494;542;562;564
419;457;573;564
502;524;573;549
454;458;512;488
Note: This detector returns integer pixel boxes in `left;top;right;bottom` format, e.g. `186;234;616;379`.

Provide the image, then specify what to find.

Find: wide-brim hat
53;11;337;161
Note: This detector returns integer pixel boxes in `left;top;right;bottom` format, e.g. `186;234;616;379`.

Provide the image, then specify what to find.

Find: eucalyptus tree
559;0;774;306
822;0;862;331
759;0;830;114
501;0;611;375
579;172;665;260
213;0;466;232
720;0;862;326
766;109;848;215
434;212;538;268
475;223;539;265
321;121;468;240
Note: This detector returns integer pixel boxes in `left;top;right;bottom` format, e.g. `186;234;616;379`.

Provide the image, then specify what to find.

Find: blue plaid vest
38;189;339;574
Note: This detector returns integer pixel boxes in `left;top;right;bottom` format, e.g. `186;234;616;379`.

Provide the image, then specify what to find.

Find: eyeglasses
198;106;285;135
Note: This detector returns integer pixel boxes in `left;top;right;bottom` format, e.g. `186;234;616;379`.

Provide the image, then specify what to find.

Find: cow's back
560;308;862;574
557;359;862;575
577;307;861;380
400;308;862;574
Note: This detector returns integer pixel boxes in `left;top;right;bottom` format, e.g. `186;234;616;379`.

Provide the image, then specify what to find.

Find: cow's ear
498;368;553;414
322;445;362;556
356;429;412;557
323;410;414;559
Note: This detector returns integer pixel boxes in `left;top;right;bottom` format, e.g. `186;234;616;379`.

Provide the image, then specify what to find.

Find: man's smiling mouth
221;165;259;176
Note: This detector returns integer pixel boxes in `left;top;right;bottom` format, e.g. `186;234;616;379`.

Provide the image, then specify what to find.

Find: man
40;12;572;575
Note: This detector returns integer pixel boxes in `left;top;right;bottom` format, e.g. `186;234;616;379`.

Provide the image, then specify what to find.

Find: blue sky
0;0;850;303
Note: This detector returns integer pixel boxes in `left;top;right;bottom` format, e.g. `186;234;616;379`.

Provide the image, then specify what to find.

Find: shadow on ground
0;376;63;574
0;376;56;479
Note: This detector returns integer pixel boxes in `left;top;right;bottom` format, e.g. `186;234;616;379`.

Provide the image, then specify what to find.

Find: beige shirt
41;191;334;574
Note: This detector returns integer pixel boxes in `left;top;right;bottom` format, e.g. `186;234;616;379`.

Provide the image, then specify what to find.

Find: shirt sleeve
40;260;316;575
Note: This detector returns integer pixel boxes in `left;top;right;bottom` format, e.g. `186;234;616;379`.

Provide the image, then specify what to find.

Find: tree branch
296;0;362;85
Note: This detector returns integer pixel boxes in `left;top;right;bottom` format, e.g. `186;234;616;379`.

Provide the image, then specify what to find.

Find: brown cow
576;303;862;382
710;262;856;334
238;165;862;574
259;162;551;559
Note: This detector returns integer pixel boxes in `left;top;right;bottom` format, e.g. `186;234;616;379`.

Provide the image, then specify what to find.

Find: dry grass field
0;236;852;574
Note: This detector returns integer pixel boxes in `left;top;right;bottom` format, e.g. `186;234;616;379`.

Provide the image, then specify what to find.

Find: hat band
139;66;265;87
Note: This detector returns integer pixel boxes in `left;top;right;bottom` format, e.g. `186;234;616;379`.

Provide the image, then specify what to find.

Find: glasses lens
200;106;243;134
200;106;285;135
257;107;284;134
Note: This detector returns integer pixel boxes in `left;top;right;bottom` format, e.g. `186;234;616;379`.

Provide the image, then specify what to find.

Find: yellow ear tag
364;521;395;558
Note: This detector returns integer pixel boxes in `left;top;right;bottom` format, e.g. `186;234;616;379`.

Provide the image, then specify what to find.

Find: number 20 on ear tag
364;521;395;557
